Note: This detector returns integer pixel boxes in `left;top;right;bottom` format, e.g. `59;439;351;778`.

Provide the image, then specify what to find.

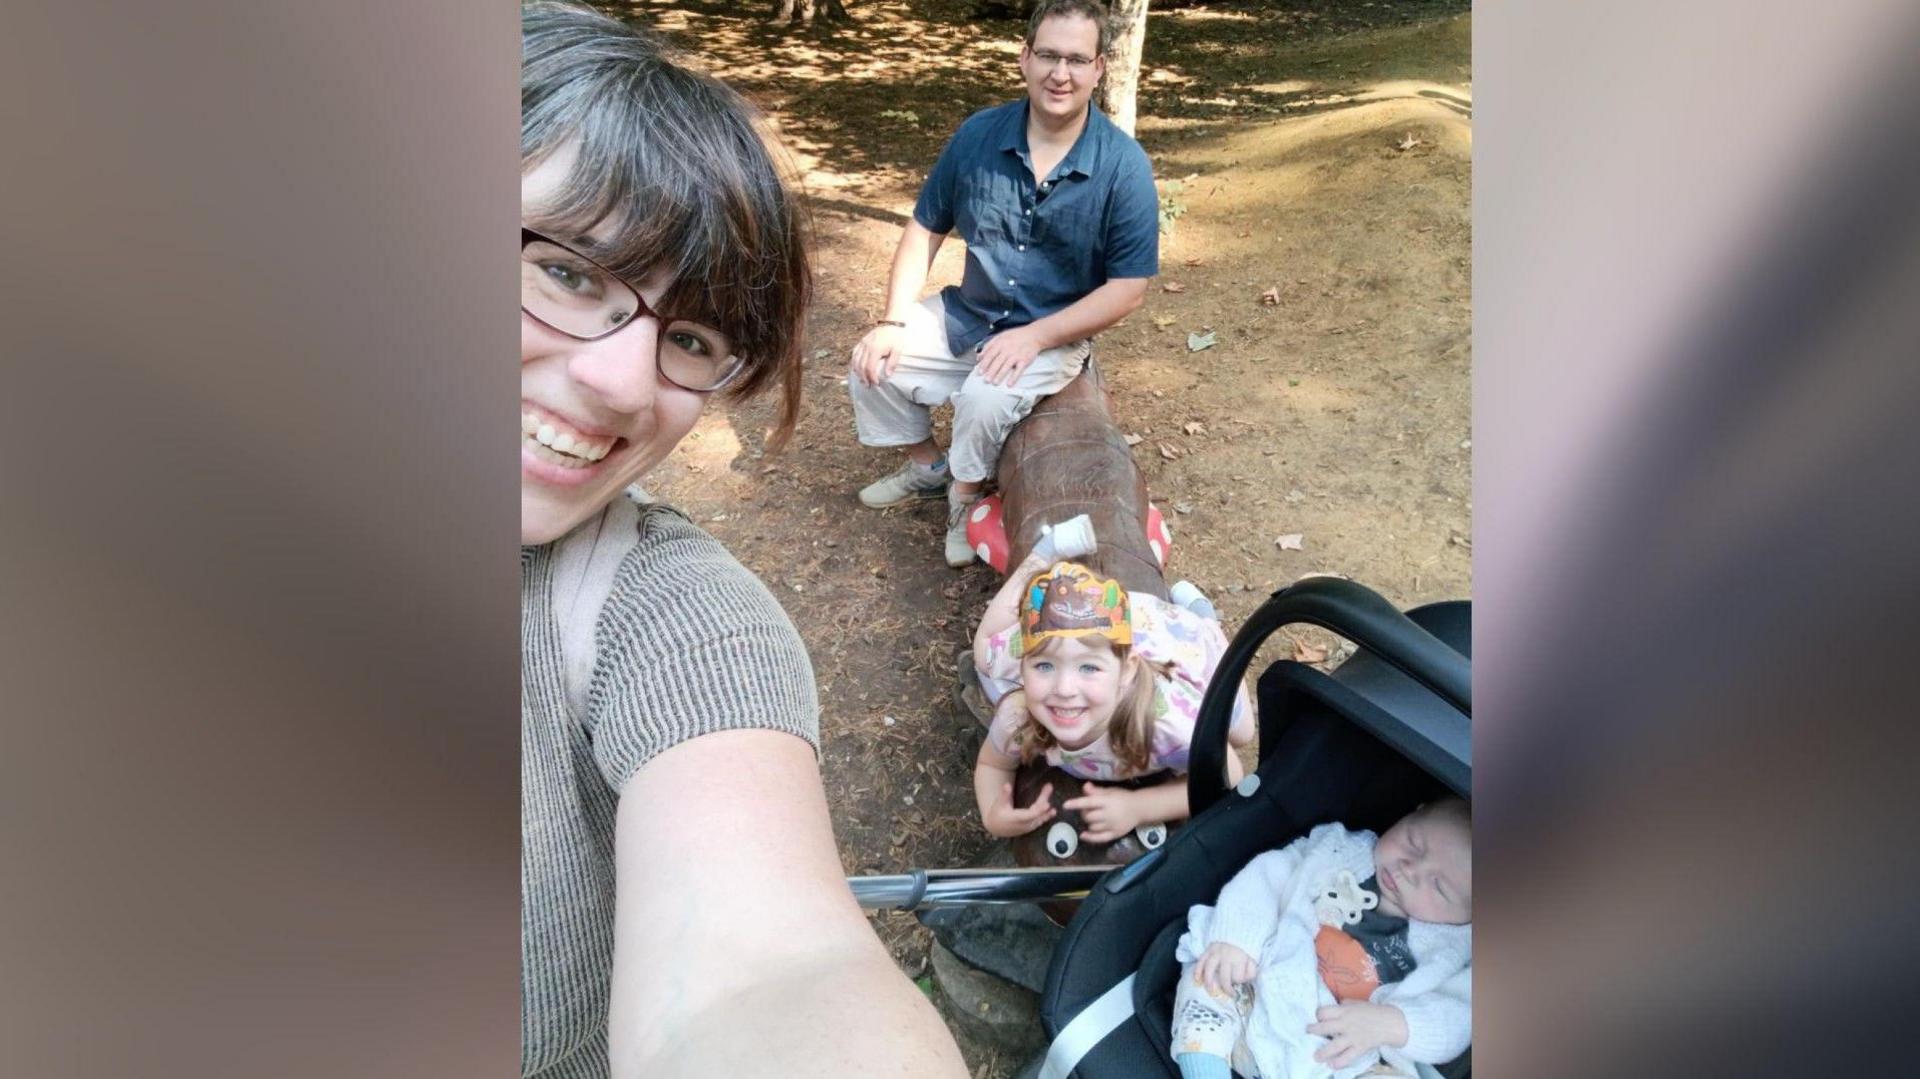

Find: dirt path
609;2;1470;1069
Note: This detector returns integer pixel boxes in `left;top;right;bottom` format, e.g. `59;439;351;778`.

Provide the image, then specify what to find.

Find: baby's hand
1306;1002;1408;1069
984;782;1055;838
1194;941;1257;996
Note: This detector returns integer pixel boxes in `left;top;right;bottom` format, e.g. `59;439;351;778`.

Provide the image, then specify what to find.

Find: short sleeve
1101;145;1160;279
912;129;966;235
978;623;1022;685
585;515;819;790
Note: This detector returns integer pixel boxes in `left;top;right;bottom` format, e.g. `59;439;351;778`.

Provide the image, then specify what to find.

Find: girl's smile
1023;635;1133;747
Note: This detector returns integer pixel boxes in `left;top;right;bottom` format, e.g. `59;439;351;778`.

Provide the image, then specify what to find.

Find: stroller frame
1034;575;1471;1079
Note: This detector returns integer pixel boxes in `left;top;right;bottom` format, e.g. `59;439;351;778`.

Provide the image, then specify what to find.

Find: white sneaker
858;458;950;508
945;492;980;568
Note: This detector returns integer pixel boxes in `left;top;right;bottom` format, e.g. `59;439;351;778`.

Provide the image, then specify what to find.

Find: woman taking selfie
519;5;964;1075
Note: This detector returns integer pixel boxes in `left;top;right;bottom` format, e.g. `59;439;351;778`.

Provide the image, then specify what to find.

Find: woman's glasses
521;228;744;393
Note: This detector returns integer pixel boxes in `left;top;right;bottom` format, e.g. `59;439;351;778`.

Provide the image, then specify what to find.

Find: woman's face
1021;636;1133;750
521;146;709;545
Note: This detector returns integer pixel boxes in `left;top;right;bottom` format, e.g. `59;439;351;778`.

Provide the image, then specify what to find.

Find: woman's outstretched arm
606;729;967;1078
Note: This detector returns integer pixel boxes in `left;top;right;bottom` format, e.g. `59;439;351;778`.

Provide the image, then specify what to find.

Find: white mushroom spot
1150;539;1165;564
975;543;992;561
972;503;993;523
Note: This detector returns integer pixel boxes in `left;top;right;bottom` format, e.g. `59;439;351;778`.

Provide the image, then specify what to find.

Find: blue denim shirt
913;100;1160;354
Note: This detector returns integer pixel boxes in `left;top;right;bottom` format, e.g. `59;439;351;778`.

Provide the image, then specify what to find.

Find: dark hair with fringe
1007;636;1172;776
521;2;811;447
1025;0;1113;57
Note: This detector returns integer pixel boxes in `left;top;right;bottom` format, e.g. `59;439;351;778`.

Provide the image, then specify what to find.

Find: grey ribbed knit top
521;496;819;1078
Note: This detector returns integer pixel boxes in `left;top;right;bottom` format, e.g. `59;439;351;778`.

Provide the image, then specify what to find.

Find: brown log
1008;763;1177;925
995;361;1168;599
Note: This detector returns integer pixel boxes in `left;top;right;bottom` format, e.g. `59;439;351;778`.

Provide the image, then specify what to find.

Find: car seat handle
1189;576;1471;814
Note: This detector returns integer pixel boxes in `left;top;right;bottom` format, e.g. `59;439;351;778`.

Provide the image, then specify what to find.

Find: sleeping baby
1171;799;1471;1079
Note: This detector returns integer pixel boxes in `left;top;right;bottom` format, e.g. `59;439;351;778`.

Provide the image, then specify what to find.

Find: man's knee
951;378;1028;421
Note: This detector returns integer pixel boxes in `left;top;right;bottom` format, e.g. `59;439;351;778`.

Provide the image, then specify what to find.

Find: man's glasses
1030;48;1098;73
521;228;745;393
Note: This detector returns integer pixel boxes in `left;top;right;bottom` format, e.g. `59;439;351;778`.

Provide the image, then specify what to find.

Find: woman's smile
520;399;635;488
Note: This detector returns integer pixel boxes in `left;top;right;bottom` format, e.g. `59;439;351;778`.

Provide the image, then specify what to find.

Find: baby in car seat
1171;799;1471;1079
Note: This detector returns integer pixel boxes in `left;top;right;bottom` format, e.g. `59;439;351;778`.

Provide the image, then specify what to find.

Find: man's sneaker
858;457;950;508
945;492;981;568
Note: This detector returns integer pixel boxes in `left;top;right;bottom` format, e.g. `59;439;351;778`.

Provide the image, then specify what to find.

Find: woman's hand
1194;941;1257;996
850;323;906;386
1307;1001;1409;1068
983;781;1055;838
1061;782;1142;843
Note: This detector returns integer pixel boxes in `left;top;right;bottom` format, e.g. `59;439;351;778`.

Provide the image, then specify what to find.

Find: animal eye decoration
1045;821;1080;859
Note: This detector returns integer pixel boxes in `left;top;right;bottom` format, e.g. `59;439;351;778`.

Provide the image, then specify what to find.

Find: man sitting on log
847;0;1160;567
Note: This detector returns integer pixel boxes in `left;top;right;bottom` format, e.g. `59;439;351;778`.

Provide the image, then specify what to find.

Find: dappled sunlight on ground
591;4;1471;1072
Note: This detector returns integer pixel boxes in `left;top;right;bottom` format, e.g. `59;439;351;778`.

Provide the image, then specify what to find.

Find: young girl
971;517;1256;843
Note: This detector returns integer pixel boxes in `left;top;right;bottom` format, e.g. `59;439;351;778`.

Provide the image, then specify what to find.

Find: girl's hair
1008;636;1172;776
521;1;812;447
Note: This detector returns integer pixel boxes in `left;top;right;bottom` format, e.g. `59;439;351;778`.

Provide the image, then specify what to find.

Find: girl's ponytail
1107;643;1173;775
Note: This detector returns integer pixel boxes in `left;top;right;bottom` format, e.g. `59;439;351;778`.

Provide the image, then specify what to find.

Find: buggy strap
1037;973;1136;1079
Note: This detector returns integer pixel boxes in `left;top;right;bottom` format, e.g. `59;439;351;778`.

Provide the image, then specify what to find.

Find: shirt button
1008;278;1016;286
1024;209;1032;216
1018;244;1026;251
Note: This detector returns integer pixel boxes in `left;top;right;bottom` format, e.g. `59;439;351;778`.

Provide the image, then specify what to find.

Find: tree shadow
590;0;1469;210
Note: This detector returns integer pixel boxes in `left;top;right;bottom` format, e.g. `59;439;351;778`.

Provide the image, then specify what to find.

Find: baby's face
1372;802;1471;924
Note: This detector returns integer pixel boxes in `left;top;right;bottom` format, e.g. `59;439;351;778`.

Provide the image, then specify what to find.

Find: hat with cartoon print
1018;561;1132;654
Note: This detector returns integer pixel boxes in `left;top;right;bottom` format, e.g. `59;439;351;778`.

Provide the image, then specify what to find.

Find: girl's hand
1306;1002;1409;1068
1061;783;1141;843
1194;941;1257;996
983;782;1055;838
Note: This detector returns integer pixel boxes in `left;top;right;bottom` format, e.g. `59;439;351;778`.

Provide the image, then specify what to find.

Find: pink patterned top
980;594;1256;781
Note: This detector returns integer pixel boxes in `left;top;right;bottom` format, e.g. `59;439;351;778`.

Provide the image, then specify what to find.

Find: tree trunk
1099;0;1149;136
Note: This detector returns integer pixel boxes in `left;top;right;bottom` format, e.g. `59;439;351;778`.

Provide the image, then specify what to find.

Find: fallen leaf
1174;501;1194;514
1186;330;1218;352
1182;421;1206;435
1158;443;1181;460
1396;131;1422;151
1275;533;1305;551
1284;489;1305;503
1162;281;1187;294
1183;257;1205;267
1152;315;1177;329
812;347;831;360
1123;432;1144;446
1259;287;1281;306
1289;635;1329;664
